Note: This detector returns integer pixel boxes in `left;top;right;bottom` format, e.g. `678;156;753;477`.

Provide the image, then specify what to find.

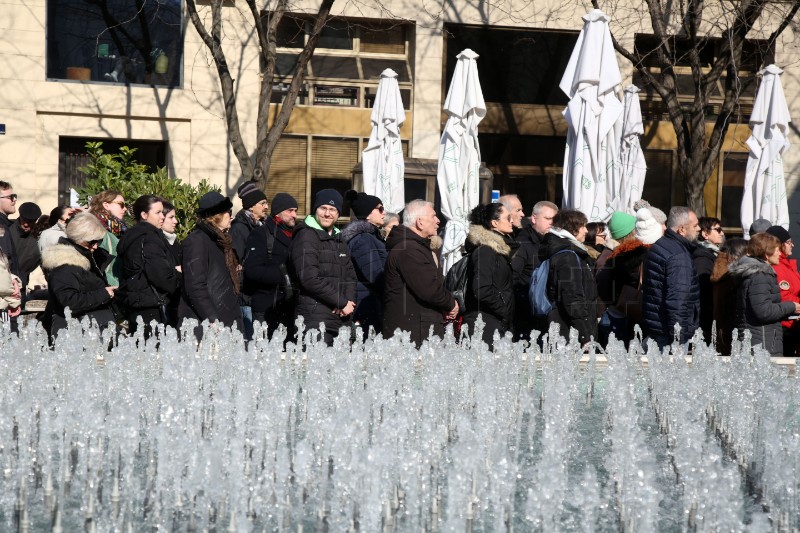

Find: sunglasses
711;227;724;233
112;201;126;208
0;194;18;201
87;239;102;247
376;205;385;213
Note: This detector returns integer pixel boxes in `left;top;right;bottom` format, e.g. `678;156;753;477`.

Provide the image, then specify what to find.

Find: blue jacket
340;220;387;329
641;229;700;345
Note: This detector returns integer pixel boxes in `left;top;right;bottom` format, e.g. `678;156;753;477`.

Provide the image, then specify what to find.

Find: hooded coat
288;215;357;338
340;219;387;331
729;256;795;356
462;225;516;347
641;229;700;346
117;221;180;315
179;223;242;331
382;225;455;347
540;232;598;344
42;241;115;336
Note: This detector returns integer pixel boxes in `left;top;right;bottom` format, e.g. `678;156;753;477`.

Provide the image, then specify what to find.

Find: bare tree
185;0;335;188
594;0;800;214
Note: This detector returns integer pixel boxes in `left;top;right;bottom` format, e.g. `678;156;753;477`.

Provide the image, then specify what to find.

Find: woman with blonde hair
88;189;128;285
729;232;800;356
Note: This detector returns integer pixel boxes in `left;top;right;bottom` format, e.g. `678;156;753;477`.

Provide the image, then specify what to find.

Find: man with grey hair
511;200;558;340
641;206;701;348
382;200;458;347
499;194;524;230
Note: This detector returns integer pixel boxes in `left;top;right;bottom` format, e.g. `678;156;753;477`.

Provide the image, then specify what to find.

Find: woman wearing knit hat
288;189;357;345
231;181;269;339
340;190;387;338
765;225;800;356
594;211;636;273
596;208;660;346
178;191;243;337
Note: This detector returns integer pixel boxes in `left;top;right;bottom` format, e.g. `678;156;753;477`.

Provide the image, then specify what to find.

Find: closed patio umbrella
437;49;486;273
560;9;623;222
616;85;647;213
362;68;406;213
741;64;791;238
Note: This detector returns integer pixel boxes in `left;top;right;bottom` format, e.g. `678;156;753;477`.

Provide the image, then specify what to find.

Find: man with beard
243;193;300;338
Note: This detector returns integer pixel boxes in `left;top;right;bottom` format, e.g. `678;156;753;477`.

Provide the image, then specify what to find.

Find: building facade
2;0;799;230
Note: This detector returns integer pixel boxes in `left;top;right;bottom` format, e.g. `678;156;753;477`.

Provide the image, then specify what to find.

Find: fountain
0;313;798;531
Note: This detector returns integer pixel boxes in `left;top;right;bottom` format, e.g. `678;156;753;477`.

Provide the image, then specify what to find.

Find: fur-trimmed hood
710;252;736;283
340;219;380;243
609;238;650;259
728;256;776;278
41;243;90;271
466;225;512;256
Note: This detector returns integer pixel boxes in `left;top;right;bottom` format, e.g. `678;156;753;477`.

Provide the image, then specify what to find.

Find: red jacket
771;253;800;328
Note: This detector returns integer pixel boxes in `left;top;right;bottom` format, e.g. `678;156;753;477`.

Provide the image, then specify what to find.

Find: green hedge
78;142;220;240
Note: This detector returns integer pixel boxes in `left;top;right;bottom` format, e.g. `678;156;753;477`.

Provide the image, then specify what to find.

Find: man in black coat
0;181;20;278
641;206;701;348
511;200;558;341
243;193;298;338
382;200;458;347
288;189;357;346
10;202;42;294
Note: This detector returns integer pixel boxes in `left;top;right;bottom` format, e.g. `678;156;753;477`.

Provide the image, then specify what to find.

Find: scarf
550;227;588;252
95;211;129;237
196;220;240;294
274;215;293;239
698;240;721;254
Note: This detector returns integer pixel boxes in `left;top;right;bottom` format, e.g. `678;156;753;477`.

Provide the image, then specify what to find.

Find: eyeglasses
86;239;102;248
0;194;18;201
711;226;724;233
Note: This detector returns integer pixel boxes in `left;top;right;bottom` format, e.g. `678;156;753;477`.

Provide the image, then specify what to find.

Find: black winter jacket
42;241;115;335
382;225;455;347
729;256;795;356
117;222;180;312
641;229;700;345
242;216;294;315
540;232;598;344
288;215;357;332
510;225;545;338
231;209;261;307
692;243;718;342
462;225;516;346
0;213;19;278
179;223;242;330
340;220;387;330
9;221;40;289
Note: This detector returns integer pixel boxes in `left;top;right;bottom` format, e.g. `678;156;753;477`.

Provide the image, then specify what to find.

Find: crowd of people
0;177;798;355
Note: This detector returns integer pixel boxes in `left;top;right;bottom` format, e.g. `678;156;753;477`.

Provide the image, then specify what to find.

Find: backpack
445;254;470;315
528;249;581;318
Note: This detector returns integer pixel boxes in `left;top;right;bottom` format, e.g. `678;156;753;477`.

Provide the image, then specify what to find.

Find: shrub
78;142;220;240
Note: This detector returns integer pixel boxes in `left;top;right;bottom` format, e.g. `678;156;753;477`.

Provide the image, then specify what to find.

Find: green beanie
608;211;636;240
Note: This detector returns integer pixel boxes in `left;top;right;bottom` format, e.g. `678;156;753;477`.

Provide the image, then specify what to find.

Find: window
361;24;405;54
641;150;677;213
267;136;308;215
311;138;358;202
720;153;748;228
318;20;355;50
58;137;167;206
47;0;182;87
314;86;359;107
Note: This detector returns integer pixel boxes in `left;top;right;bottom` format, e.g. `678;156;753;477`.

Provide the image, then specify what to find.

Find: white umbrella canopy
437;48;486;273
362;68;407;213
741;64;791;238
615;85;647;213
560;9;623;222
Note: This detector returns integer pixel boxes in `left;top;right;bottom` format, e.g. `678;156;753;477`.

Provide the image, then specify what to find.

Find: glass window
364;87;411;110
641;150;674;213
46;0;182;87
318;20;354;50
270;83;308;105
275;16;305;48
311;137;358;202
720;153;748;228
268;136;308;215
360;24;405;54
360;58;410;82
314;86;359;107
310;56;359;79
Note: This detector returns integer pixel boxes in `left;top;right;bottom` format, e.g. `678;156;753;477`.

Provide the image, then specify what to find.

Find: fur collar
466;225;511;256
41;243;90;271
728;256;776;278
340;219;379;243
711;252;736;283
610;238;650;259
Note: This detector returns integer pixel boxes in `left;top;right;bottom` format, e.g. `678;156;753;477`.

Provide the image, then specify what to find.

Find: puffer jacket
729;256;795;356
771;253;800;329
641;229;700;345
117;221;180;312
340;219;387;330
462;225;516;347
540;231;598;344
382;225;455;347
42;240;116;336
288;215;357;333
